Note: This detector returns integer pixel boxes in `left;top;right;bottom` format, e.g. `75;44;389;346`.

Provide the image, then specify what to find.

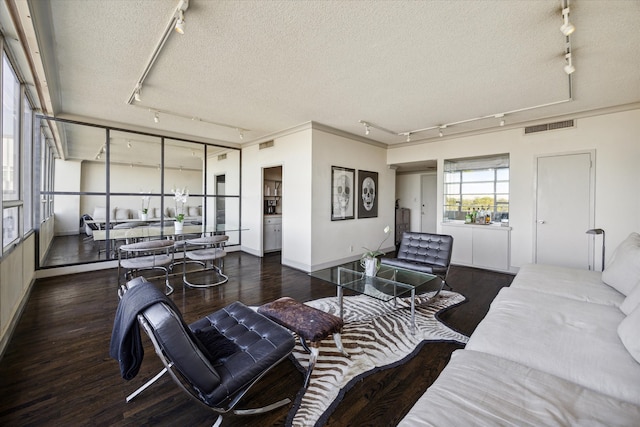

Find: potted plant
361;225;391;276
172;186;188;232
140;191;151;220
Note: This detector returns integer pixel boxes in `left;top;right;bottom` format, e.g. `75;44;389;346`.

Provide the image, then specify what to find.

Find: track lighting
564;52;575;75
154;112;160;123
238;129;244;140
560;7;575;36
439;125;447;137
365;125;370;135
134;85;142;102
127;141;132;148
175;9;185;34
495;114;505;127
406;133;411;142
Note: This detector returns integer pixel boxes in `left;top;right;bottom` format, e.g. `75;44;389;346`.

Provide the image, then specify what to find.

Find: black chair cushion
381;232;453;276
144;299;295;407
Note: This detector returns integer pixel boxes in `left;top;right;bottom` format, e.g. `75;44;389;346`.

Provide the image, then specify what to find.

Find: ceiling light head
175;10;185;34
406;133;411;142
127;141;132;148
134;86;142;102
154;112;160;123
365;125;370;135
564;52;575;74
560;7;575;36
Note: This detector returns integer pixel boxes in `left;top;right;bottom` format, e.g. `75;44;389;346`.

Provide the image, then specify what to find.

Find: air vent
217;153;227;161
525;119;575;134
259;140;274;150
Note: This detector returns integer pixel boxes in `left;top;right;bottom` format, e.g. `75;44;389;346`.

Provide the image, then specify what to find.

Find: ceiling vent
217;153;227;161
525;119;575;135
259;140;274;150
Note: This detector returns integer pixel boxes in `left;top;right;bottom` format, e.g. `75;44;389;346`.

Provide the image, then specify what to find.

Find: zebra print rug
285;290;467;427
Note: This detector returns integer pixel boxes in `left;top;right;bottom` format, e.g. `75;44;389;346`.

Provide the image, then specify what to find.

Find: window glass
2;55;20;202
3;206;19;247
443;155;510;222
22;93;33;233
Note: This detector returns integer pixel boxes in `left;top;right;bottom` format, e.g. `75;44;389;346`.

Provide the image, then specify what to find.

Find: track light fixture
134;84;142;102
560;7;575;36
154;112;160;123
238;129;244;140
365;125;370;135
175;9;186;34
564;52;575;75
357;1;574;142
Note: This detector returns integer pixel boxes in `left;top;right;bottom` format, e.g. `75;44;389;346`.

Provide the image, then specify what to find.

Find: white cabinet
264;216;282;252
442;223;511;272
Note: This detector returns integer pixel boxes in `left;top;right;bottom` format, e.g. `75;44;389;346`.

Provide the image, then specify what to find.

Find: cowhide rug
286;290;468;427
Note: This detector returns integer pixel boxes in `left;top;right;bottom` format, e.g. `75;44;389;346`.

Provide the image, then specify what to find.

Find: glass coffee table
310;261;442;333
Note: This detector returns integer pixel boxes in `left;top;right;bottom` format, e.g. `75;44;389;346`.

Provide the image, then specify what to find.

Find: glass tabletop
310;260;439;302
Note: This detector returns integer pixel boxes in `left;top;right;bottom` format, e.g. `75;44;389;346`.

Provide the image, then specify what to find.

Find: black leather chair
381;231;454;290
110;277;295;426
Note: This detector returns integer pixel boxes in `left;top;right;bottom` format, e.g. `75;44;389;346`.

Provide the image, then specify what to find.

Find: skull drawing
336;173;351;214
362;177;376;211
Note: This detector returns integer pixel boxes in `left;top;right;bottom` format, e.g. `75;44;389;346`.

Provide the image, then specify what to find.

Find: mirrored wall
37;117;241;268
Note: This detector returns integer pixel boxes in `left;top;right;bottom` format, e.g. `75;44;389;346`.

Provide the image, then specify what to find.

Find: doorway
534;151;594;269
263;166;282;253
421;174;437;233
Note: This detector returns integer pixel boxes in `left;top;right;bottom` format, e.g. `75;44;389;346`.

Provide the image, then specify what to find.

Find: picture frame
331;166;355;220
358;170;378;218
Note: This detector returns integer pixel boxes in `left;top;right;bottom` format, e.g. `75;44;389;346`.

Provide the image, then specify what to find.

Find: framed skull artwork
358;170;378;218
331;166;355;220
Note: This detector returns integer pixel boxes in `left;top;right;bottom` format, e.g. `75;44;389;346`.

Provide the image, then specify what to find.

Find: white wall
0;233;35;356
388;108;640;269
311;129;395;270
241;127;313;268
395;172;425;232
241;124;394;272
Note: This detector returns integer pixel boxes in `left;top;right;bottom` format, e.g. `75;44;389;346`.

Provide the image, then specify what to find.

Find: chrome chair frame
117;278;296;427
117;239;175;295
182;235;229;288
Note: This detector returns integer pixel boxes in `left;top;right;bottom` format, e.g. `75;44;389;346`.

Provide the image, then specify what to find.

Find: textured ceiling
23;0;640;160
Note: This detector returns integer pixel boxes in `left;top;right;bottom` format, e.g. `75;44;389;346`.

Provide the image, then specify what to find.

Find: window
22;93;33;233
2;53;21;248
443;154;509;222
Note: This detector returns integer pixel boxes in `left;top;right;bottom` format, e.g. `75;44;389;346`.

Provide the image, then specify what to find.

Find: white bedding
398;349;640;427
511;263;624;307
466;287;640;405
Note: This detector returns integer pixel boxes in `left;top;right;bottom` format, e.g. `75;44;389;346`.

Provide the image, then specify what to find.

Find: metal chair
182;235;229;288
118;239;175;295
111;277;295;427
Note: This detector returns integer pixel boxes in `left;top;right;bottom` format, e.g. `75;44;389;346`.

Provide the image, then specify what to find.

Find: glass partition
37;117;241;268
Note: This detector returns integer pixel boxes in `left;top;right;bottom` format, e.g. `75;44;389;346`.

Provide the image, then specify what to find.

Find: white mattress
466;287;640;405
511;263;624;307
398;349;640;427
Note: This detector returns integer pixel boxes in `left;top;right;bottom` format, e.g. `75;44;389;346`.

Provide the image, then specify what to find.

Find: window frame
443;155;510;222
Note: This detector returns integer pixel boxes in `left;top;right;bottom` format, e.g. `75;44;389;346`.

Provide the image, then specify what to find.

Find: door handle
538;220;546;224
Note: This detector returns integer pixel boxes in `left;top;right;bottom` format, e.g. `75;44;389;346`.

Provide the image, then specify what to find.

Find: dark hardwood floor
0;250;513;426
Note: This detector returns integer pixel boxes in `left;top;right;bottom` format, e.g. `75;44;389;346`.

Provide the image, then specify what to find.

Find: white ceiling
17;0;640;159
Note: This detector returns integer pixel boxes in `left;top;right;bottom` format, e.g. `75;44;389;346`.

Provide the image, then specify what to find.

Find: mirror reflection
39;118;240;268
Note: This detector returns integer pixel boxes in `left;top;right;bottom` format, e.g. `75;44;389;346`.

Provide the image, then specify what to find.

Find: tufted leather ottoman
258;297;349;388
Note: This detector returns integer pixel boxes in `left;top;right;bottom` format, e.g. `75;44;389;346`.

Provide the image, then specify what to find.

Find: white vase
140;213;148;221
174;221;183;233
363;257;378;277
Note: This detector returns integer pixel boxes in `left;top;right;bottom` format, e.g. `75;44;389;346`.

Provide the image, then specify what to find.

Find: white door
535;152;593;269
421;174;437;233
